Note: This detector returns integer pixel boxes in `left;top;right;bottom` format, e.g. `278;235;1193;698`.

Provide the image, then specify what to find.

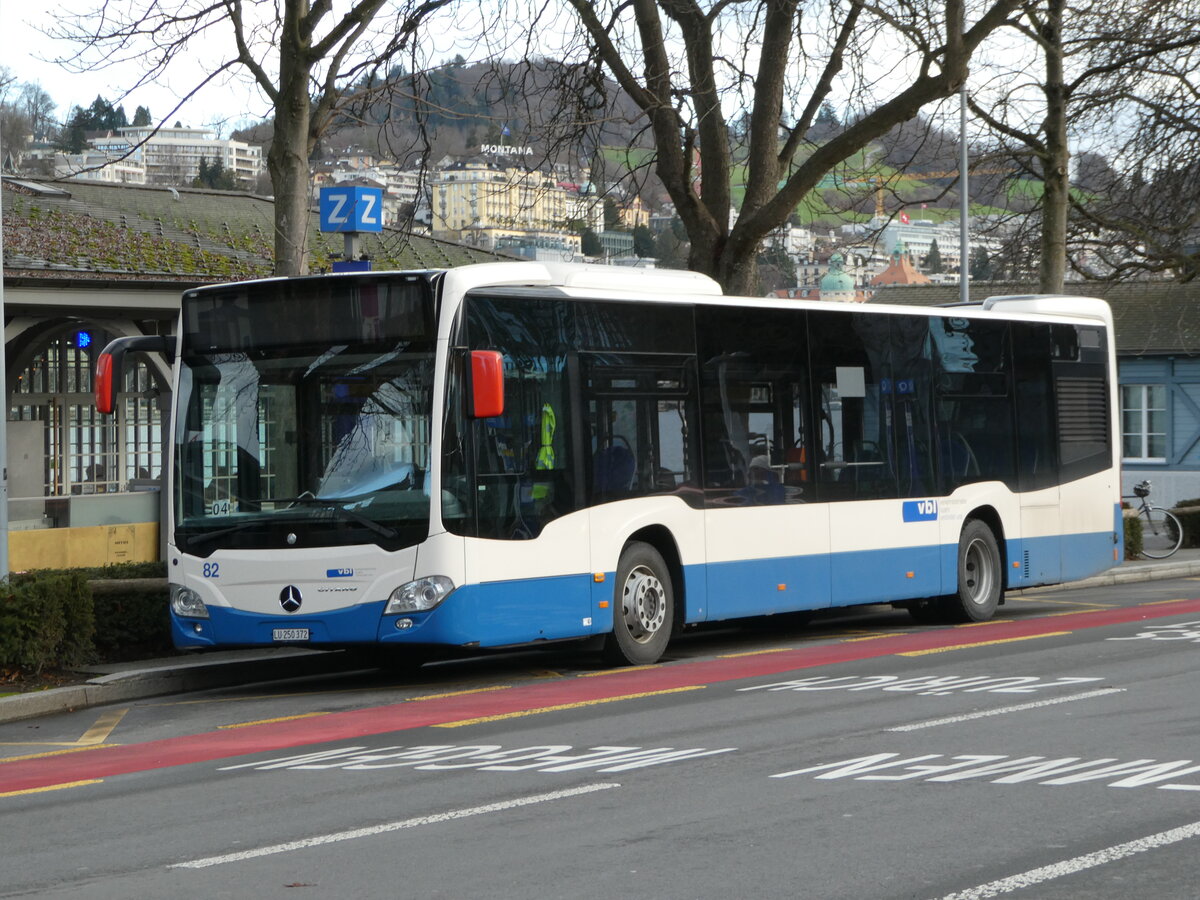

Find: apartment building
91;127;264;187
433;159;570;231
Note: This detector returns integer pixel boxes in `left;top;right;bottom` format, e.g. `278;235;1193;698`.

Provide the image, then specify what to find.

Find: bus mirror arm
469;350;504;419
95;335;177;415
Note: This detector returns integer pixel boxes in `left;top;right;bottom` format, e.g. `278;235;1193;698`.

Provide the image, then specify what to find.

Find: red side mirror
95;352;116;414
93;335;176;416
470;350;504;418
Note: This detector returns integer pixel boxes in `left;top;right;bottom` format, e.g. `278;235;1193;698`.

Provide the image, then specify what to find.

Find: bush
1124;513;1143;560
75;561;168;581
0;571;94;673
91;581;172;661
1171;506;1200;549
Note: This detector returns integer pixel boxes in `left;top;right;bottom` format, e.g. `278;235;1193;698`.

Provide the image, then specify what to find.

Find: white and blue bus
97;262;1121;666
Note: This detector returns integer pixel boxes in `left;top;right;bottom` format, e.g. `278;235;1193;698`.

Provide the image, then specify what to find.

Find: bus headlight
170;585;209;619
385;576;454;614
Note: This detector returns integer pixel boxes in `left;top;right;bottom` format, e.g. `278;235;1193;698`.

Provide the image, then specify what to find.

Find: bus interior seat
593;443;637;496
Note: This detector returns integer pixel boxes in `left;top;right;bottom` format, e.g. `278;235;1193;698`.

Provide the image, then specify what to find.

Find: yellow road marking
150;678;537;707
1042;610;1101;618
0;744;122;764
898;631;1071;656
1008;597;1114;609
408;686;511;702
844;633;906;642
218;712;330;729
0;709;129;752
433;685;704;728
1141;598;1192;605
0;779;103;798
717;648;791;658
76;709;128;745
577;664;661;677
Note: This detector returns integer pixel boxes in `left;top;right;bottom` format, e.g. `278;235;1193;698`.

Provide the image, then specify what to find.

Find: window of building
1122;384;1167;462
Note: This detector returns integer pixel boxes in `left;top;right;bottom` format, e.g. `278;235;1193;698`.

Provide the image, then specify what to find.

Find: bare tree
19;83;58;140
52;0;455;275
968;0;1200;289
539;0;1023;294
0;67;16;105
1067;6;1200;283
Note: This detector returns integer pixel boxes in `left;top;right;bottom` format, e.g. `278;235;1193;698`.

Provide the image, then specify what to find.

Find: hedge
0;571;94;673
91;578;172;661
1124;513;1143;560
0;562;172;673
1172;506;1200;550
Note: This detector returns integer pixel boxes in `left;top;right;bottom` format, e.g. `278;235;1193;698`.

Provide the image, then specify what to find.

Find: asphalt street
2;561;1199;899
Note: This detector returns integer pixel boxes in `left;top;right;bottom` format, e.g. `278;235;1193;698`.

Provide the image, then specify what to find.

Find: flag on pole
900;211;910;224
501;124;511;137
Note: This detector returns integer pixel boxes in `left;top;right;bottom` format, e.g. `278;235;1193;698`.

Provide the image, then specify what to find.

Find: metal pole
959;82;970;303
0;147;10;578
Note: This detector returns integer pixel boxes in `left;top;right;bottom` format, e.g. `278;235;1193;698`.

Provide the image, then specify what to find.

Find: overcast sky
2;1;268;134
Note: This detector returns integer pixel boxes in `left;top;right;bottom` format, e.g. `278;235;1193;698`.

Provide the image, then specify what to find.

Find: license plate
272;628;310;642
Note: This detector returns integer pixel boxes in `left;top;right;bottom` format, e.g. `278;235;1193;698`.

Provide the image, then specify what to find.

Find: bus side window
583;357;699;507
809;310;895;501
464;296;574;540
930;317;1016;491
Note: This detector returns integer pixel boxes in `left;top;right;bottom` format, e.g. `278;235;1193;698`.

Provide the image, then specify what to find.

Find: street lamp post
960;83;970;303
0;128;10;578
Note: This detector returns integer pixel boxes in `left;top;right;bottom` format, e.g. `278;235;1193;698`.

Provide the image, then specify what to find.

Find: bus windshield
172;276;436;555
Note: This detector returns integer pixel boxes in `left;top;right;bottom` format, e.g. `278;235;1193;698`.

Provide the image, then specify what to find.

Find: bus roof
442;260;724;299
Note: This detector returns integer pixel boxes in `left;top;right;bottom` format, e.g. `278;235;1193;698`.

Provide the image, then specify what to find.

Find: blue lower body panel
172;599;391;649
1003;530;1116;589
174;525;1120;650
173;573;595;651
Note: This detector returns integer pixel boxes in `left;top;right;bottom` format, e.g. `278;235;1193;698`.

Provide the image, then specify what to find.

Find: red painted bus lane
3;598;1198;796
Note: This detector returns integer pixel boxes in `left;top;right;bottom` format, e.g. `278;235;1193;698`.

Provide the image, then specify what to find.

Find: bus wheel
603;542;674;666
948;519;1002;622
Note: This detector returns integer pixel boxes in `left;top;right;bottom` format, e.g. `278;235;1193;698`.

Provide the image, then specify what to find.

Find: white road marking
935;819;1200;899
887;688;1125;732
170;782;619;869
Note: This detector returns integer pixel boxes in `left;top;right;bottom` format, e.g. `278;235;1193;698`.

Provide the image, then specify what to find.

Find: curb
0;650;353;725
1040;559;1200;591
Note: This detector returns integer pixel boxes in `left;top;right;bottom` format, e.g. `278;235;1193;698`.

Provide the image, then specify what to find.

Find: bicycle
1128;480;1183;559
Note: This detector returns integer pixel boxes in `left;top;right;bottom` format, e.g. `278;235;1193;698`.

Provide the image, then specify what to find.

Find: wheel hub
963;538;995;605
623;566;667;643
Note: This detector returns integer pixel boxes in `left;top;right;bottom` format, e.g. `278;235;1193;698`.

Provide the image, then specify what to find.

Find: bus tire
603;541;674;666
947;519;1002;622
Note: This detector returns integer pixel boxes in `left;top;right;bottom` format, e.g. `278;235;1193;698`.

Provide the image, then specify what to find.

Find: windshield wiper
182;519;262;550
277;496;399;539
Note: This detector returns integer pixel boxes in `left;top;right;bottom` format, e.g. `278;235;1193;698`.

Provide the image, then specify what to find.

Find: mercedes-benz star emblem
279;585;303;613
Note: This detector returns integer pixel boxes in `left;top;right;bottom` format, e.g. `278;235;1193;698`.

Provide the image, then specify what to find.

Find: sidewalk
4;549;1200;726
1054;546;1200;589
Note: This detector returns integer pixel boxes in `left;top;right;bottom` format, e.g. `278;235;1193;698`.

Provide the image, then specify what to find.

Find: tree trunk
268;29;313;277
1039;0;1069;293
